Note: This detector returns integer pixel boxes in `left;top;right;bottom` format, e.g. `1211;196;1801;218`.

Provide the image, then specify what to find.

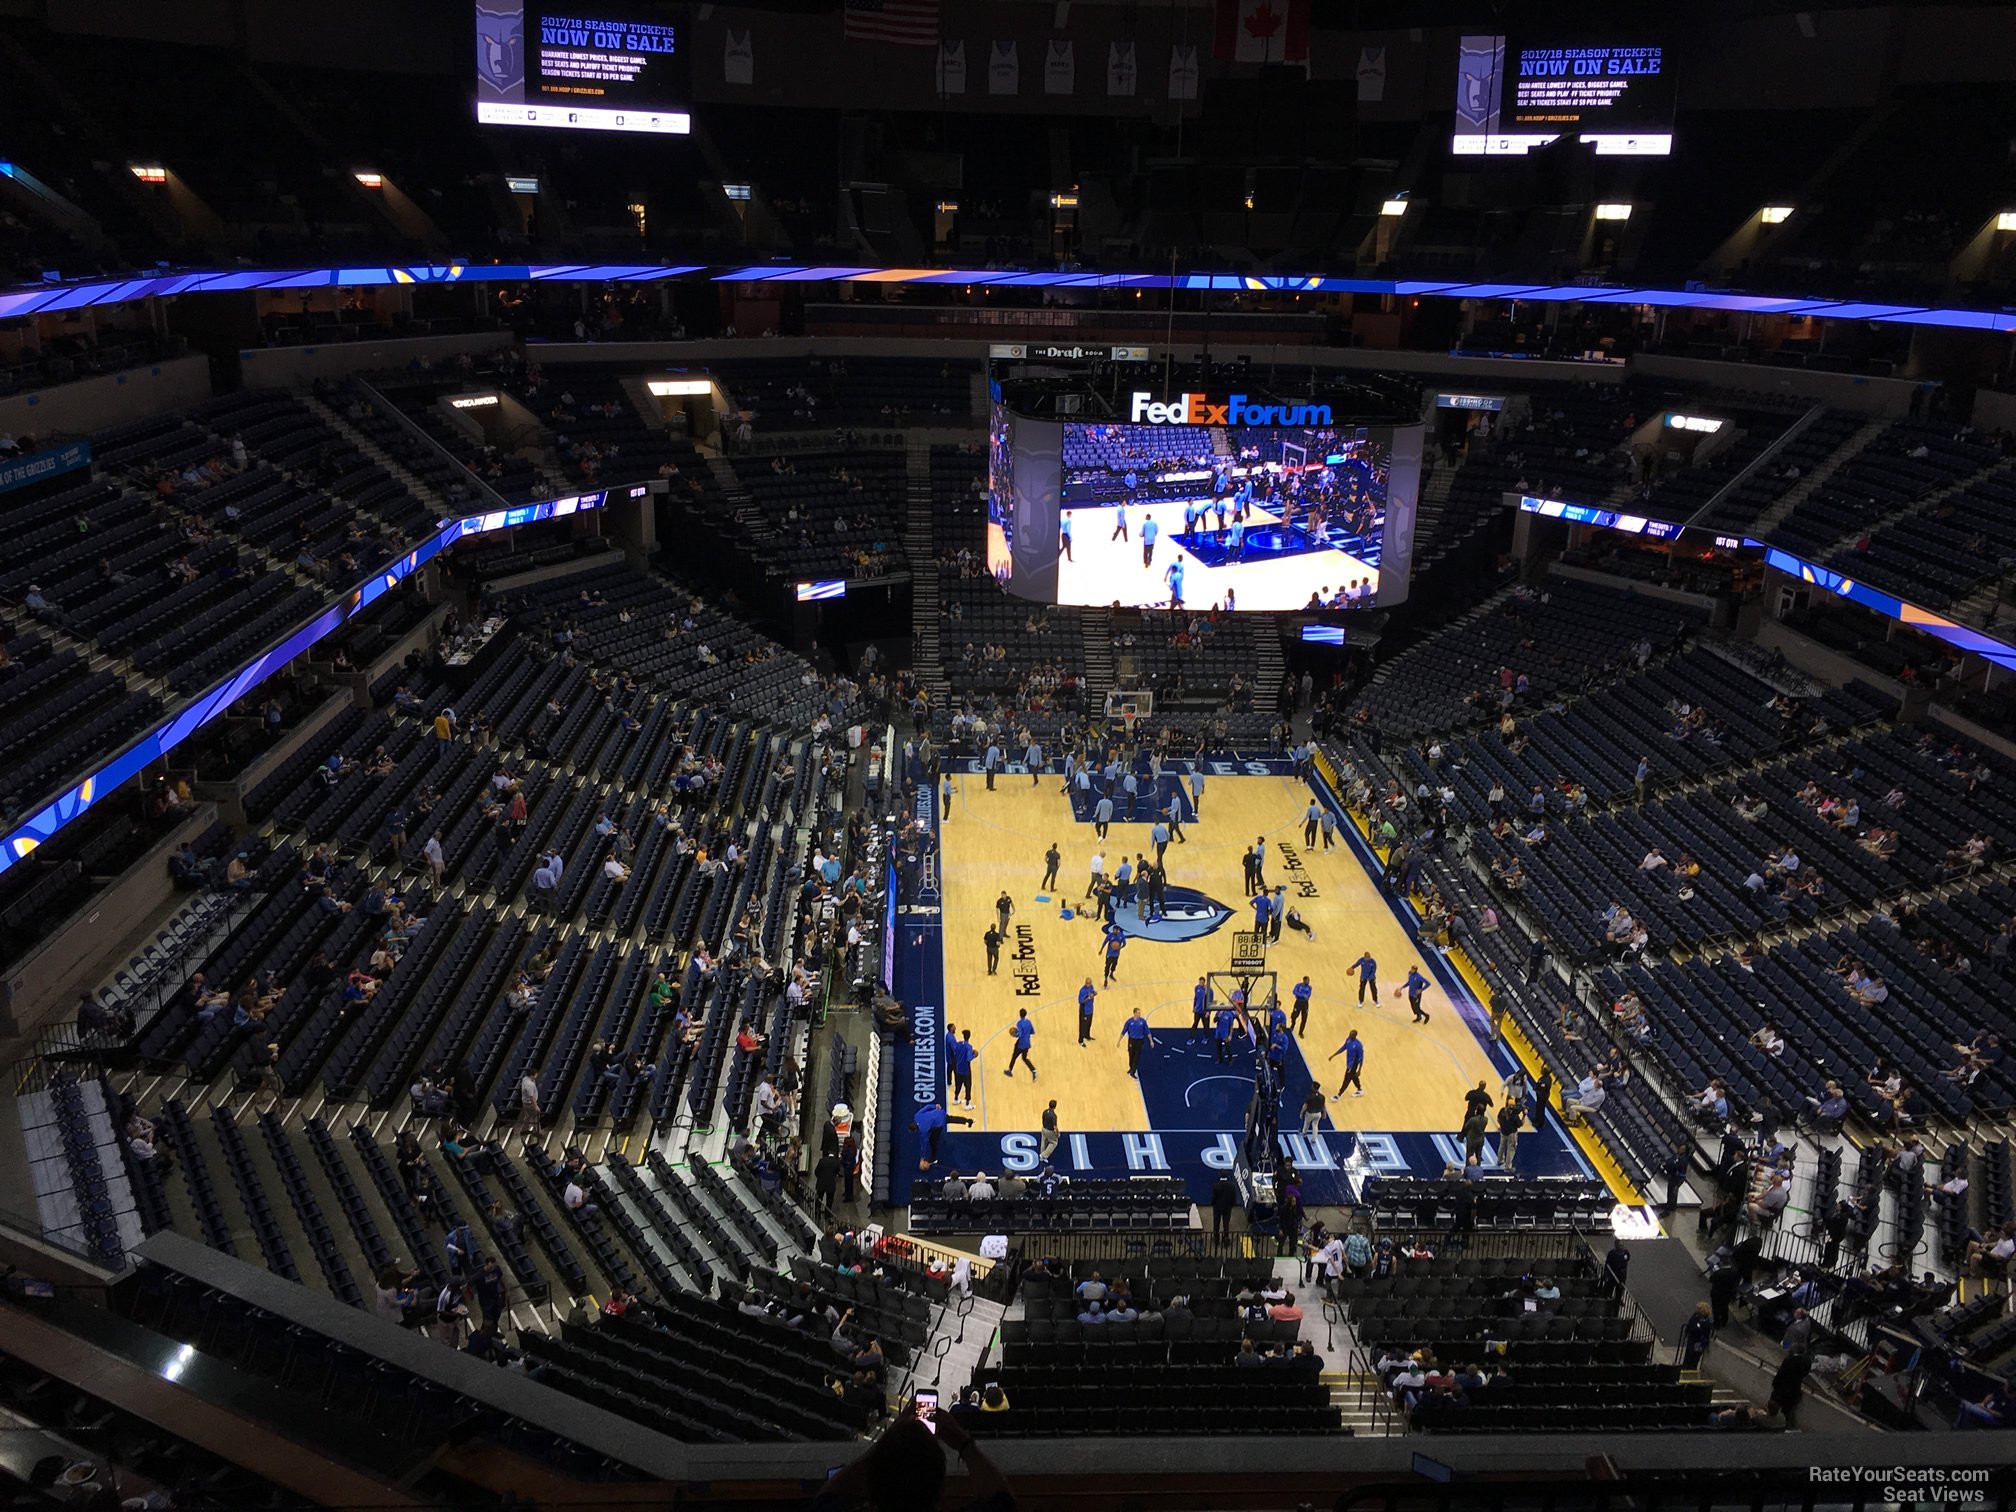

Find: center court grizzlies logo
1110;886;1232;944
475;4;525;96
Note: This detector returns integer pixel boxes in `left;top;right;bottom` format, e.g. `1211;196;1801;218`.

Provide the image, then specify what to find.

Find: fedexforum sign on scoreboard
1128;391;1335;426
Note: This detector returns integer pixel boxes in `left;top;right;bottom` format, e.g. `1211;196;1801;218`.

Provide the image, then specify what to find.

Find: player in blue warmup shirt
1077;979;1099;1044
1141;515;1159;568
1006;1009;1037;1079
1121;1011;1154;1078
1214;1005;1239;1063
1267;1027;1291;1074
1330;1030;1365;1097
948;1031;978;1109
1100;921;1127;985
1190;977;1215;1040
1350;952;1379;1005
913;1102;950;1166
1251;890;1274;932
1290;976;1314;1036
1267;1000;1289;1038
1400;964;1432;1024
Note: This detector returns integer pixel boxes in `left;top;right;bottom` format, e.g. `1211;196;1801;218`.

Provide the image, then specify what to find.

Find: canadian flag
1214;0;1309;64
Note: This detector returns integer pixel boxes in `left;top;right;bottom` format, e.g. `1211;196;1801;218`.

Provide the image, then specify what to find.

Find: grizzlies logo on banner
476;4;526;96
1455;34;1503;132
1110;886;1232;944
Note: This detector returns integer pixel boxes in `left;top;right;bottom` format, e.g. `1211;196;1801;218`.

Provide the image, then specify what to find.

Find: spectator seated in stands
1692;1080;1733;1128
1800;1080;1850;1130
1561;1072;1607;1123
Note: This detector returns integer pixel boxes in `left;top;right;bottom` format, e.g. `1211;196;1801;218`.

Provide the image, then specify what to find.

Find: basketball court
888;757;1599;1207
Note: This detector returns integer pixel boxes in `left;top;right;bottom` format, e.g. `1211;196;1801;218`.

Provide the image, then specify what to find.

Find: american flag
843;0;939;46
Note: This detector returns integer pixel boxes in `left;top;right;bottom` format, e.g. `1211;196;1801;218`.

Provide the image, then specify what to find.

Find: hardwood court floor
937;772;1502;1140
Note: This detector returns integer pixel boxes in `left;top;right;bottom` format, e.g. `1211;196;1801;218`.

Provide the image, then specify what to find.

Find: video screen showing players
1054;421;1388;612
474;3;691;135
986;402;1015;581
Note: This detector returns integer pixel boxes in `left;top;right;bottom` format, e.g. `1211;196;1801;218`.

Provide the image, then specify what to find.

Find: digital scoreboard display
1454;36;1672;156
475;3;690;135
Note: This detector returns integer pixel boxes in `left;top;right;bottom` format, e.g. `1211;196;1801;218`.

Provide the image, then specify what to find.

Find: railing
1346;1340;1402;1437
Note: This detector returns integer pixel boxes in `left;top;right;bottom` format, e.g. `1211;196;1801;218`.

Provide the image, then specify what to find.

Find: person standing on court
1214;1002;1239;1063
1084;848;1105;900
1121;1010;1154;1079
1252;836;1268;888
1303;799;1323;848
1039;1099;1060;1161
1112;855;1133;912
1077;978;1098;1044
1350;951;1378;1005
1211;1172;1238;1240
1241;845;1261;895
950;1030;978;1108
995;890;1015;936
1092;793;1114;839
1139;856;1166;920
1005;1009;1037;1080
1161;794;1187;845
984;924;1003;976
983;738;1002;791
1141;513;1159;568
1270;884;1287;942
1496;1097;1524;1169
1150;816;1171;863
1041;841;1061;891
1099;920;1126;985
1250;886;1274;938
941;774;953;822
1461;1104;1489;1164
1330;1029;1365;1097
1122;769;1140;820
1300;1084;1327;1135
1189;766;1206;818
1290;975;1313;1036
1111;500;1129;542
1398;964;1432;1024
1025;736;1043;786
1318;806;1338;850
1190;977;1215;1040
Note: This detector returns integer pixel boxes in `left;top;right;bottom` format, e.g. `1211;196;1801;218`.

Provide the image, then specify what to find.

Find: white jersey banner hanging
1044;39;1074;95
936;39;966;94
1355;45;1386;102
989;40;1019;94
723;29;753;84
1168;42;1199;100
1107;39;1136;96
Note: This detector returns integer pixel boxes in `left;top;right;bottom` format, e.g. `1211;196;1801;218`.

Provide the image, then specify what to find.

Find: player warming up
1121;1010;1154;1079
1005;1009;1037;1079
1350;951;1378;1005
1330;1029;1365;1097
1396;964;1432;1024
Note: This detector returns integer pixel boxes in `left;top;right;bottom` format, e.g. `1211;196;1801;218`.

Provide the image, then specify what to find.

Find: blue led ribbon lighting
0;485;641;877
1;264;2011;333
